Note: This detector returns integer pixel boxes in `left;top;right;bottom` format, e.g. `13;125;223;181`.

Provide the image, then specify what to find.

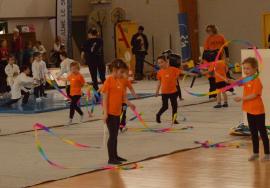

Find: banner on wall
178;13;192;62
56;0;72;57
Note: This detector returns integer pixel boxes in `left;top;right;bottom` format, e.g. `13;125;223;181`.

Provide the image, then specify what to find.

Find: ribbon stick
34;123;141;170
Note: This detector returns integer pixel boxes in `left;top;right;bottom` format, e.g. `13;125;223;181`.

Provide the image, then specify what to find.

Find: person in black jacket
81;28;106;91
131;26;149;80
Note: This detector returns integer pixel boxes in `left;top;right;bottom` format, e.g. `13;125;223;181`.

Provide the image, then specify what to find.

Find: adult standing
131;26;149;81
11;28;23;67
0;39;9;96
81;28;106;91
202;24;228;99
52;36;64;67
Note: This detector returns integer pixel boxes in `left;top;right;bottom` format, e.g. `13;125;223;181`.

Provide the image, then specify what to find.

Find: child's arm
123;92;136;111
156;80;161;97
102;93;108;123
129;86;139;98
234;94;258;102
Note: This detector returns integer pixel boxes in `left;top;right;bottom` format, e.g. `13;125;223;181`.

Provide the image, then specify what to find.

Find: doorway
263;14;270;48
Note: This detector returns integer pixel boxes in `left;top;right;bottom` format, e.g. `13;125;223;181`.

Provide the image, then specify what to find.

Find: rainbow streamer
46;78;70;100
183;40;263;97
194;140;246;149
131;109;192;133
34;123;99;149
34;123;141;170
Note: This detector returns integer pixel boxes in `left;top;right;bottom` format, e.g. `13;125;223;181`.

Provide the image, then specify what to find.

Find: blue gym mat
0;92;155;114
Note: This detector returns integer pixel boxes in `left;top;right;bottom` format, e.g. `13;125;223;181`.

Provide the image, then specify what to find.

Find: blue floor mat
0;92;155;114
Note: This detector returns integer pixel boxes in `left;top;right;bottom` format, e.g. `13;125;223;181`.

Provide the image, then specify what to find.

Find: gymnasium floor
0;78;263;188
35;140;270;188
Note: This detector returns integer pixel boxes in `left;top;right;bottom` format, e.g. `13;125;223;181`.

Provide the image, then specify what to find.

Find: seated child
2;66;33;107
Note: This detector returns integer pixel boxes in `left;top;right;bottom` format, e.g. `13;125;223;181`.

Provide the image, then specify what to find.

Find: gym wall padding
241;49;270;125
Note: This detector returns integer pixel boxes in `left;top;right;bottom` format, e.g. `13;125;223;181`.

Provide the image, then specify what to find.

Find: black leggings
208;77;217;99
247;113;269;154
87;56;106;91
106;115;120;161
34;84;45;98
120;103;127;128
157;92;178;118
176;80;182;100
0;61;8;93
69;95;83;119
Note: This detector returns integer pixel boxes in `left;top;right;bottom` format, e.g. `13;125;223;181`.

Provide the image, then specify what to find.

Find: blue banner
178;13;192;61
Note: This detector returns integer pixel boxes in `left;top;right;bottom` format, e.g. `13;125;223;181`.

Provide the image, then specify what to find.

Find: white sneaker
248;154;259;161
262;154;270;161
36;98;42;102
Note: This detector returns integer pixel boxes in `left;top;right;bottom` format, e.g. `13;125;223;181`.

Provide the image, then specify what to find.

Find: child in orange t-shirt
156;55;196;124
234;57;269;161
101;59;136;165
210;60;229;108
67;62;85;125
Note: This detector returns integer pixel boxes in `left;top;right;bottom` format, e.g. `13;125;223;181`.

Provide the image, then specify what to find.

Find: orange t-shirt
242;78;265;115
209;60;228;83
157;66;181;94
101;76;125;116
67;73;85;96
119;78;132;91
204;34;226;51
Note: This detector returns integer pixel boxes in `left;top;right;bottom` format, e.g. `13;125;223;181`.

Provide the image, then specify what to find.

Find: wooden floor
34;140;270;188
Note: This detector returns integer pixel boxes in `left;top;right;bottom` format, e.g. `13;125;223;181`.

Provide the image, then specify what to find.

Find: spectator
81;28;106;91
22;41;34;67
33;41;47;55
11;28;23;67
131;26;149;81
0;39;9;96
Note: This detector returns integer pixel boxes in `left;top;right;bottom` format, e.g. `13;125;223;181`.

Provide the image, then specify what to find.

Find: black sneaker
223;103;229;108
117;156;128;162
108;160;122;165
156;114;161;123
214;104;222;108
173;120;179;125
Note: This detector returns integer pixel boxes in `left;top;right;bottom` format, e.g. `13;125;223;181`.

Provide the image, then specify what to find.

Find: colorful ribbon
183;40;263;97
194;140;246;148
34;123;141;170
131;109;191;133
34;123;100;149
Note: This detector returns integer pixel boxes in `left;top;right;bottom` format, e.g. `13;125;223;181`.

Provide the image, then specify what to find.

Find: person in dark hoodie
131;26;149;80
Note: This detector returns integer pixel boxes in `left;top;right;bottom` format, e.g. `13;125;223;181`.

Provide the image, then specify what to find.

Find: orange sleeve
252;79;263;96
126;80;132;90
67;75;71;82
101;78;110;94
80;75;85;85
157;71;161;80
204;37;210;50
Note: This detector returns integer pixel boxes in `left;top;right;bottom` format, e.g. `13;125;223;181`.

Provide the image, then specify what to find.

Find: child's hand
234;96;242;102
155;91;159;97
103;113;108;123
128;103;136;111
135;94;140;99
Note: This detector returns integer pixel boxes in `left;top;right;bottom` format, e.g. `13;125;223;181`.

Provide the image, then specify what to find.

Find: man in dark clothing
81;28;106;91
131;26;149;80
